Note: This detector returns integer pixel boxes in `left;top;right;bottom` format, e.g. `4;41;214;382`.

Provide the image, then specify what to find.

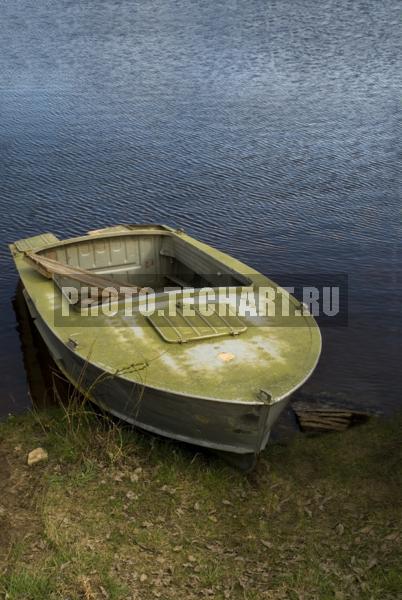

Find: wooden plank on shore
292;398;374;433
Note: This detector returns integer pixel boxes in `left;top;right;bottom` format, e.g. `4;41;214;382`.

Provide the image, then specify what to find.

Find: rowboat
9;224;321;470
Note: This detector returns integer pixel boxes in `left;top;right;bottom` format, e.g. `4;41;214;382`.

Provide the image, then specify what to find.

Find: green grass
2;572;53;600
0;407;401;600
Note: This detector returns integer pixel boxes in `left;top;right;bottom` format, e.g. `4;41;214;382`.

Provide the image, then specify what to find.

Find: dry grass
0;405;401;600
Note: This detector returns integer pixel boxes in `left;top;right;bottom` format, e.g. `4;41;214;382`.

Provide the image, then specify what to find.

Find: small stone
141;521;153;528
140;573;148;582
27;448;48;466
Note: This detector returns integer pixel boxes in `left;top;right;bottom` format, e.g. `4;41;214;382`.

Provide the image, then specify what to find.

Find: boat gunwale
12;225;316;314
18;226;256;289
16;228;311;311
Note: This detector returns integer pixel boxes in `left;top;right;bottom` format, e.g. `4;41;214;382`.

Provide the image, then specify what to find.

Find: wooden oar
24;251;142;303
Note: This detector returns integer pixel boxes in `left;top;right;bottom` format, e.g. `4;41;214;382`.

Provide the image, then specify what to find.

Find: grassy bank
0;407;401;600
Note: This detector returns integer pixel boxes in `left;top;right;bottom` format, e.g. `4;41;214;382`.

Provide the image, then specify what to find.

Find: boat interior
38;231;252;292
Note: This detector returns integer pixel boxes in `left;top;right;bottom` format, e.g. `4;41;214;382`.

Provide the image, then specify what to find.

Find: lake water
1;0;401;417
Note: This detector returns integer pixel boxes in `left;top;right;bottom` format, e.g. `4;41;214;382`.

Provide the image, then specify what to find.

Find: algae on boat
9;224;321;469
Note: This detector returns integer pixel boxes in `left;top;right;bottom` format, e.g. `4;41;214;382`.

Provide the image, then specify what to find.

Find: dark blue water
1;0;401;416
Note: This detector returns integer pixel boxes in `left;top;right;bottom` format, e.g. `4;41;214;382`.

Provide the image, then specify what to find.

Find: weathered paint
9;224;322;466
